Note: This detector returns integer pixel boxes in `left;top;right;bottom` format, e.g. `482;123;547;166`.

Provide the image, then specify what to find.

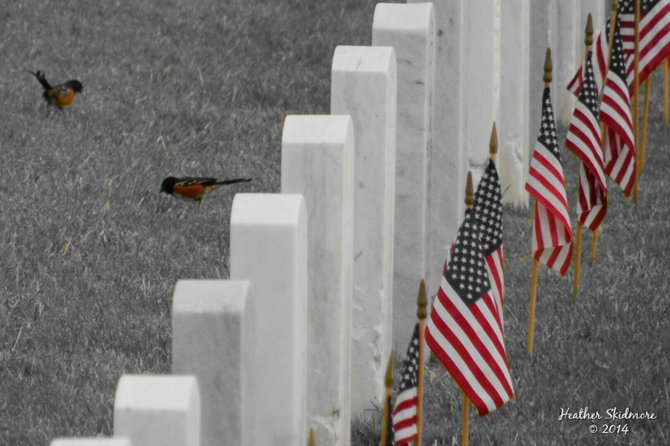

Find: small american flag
601;13;637;198
619;0;670;87
566;51;608;231
426;209;514;416
567;20;610;97
392;324;419;445
472;160;504;330
526;87;574;276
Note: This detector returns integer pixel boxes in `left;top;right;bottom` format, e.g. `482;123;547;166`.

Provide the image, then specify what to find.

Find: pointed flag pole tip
465;171;474;208
585;13;594;47
489;122;498;158
543;48;553;85
308;428;315;446
417;279;427;320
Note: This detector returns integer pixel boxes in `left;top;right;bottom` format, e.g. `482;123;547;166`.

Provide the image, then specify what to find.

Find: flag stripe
392;324;420;445
621;0;670;86
426;275;513;416
526;87;573;275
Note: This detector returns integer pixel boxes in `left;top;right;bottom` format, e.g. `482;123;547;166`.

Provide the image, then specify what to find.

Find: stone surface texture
114;375;200;446
172;280;253;446
499;0;530;207
407;0;467;293
372;2;436;356
230;193;308;445
331;45;396;416
281;115;354;446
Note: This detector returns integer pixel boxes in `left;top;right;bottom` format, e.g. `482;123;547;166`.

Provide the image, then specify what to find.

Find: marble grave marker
230;193;308;445
330;45;396;416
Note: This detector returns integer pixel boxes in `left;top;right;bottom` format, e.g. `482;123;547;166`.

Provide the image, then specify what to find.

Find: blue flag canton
398;324;420;393
580;52;601;118
445;209;491;305
538;87;560;160
610;17;628;81
473;160;503;256
619;0;662;15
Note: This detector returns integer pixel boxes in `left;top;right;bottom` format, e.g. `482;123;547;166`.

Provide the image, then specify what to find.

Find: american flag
425;209;514;416
472;160;504;329
392;324;419;445
526;87;574;276
566;51;608;231
601;13;637;198
619;0;670;87
567;20;610;97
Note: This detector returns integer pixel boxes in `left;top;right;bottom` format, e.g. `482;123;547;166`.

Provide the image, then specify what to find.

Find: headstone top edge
332;45;396;73
231;193;306;227
282;115;353;145
114;374;199;411
173;280;250;314
51;440;131;446
373;2;435;31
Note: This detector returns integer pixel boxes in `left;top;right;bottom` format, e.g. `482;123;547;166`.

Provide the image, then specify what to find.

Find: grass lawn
0;0;668;444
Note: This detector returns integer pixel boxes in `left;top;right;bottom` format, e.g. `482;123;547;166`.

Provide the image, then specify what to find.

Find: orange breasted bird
160;176;252;202
29;70;83;109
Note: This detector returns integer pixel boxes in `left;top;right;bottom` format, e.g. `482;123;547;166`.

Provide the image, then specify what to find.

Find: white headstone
371;2;435;356
51;440;131;446
330;45;396;416
172;280;253;446
530;0;559;154
498;0;530;207
114;375;200;446
281;115;354;446
557;0;580;124
407;0;466;293
462;0;499;168
230;193;308;445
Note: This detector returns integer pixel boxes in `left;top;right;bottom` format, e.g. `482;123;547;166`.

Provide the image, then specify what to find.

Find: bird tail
29;70;52;91
214;178;252;186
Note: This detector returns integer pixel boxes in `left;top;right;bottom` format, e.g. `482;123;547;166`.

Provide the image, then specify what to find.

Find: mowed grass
0;0;668;444
0;0;393;443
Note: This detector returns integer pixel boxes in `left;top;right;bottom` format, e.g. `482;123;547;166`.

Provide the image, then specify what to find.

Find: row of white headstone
50;1;606;445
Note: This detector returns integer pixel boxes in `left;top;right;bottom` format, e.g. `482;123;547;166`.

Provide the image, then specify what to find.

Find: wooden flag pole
380;351;394;446
308;428;315;446
665;58;669;125
633;0;641;205
574;13;594;300
573;223;584;300
465;171;474;211
490;122;505;295
528;48;552;354
590;226;601;264
460;172;474;446
490;122;498;165
592;0;619;265
528;259;540;353
640;74;653;173
416;280;427;446
462;394;470;446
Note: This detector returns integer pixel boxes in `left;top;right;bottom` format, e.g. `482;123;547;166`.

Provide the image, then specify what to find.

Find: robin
29;70;83;109
160;176;252;202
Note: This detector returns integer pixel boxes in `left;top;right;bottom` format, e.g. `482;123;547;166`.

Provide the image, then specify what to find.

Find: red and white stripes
620;0;670;86
526;86;573;276
426;276;514;416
